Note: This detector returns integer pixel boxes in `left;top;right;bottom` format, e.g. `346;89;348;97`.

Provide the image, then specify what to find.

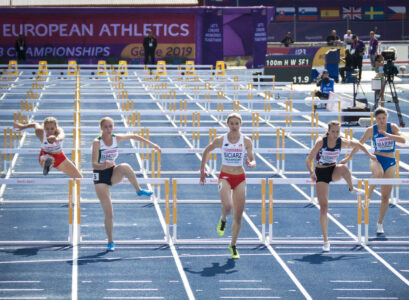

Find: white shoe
350;187;365;196
377;223;384;234
322;242;330;252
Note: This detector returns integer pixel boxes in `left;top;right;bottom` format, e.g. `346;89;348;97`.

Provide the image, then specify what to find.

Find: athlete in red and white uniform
306;121;376;252
200;113;256;259
14;117;82;178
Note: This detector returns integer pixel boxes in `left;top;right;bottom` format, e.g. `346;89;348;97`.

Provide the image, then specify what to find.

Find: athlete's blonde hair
226;113;242;124
99;117;114;128
326;120;340;135
42;117;58;128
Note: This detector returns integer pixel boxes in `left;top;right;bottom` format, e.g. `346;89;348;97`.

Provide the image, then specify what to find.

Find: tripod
373;75;405;127
352;76;367;107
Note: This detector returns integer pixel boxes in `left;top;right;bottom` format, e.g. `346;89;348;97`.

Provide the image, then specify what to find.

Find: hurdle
170;178;267;244
38;61;49;75
67;60;78;75
7;60;18;75
97;60;108;75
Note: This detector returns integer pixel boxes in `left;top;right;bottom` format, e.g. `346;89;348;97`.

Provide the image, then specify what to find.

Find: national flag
364;6;384;20
342;7;362;20
387;6;406;19
276;7;295;21
298;7;318;21
320;7;340;20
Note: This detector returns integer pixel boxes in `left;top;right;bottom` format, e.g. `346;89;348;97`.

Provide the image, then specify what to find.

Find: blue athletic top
373;123;395;153
320;78;335;95
316;136;342;165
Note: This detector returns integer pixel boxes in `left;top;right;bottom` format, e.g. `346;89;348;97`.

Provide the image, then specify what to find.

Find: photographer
339;49;353;83
351;35;365;81
314;69;334;100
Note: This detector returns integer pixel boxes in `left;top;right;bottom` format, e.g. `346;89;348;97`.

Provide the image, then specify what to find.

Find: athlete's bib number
93;172;99;181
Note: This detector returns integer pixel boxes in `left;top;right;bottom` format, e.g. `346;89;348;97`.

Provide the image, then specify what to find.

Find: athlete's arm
342;138;377;161
13;121;43;140
116;134;161;152
92;139;114;170
305;137;324;181
378;124;406;144
342;127;372;163
244;136;256;168
200;136;223;184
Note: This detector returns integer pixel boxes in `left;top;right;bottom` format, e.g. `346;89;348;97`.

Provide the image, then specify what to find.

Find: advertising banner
0;11;196;63
201;9;224;65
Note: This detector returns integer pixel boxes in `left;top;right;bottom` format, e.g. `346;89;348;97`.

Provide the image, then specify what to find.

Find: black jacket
143;36;157;50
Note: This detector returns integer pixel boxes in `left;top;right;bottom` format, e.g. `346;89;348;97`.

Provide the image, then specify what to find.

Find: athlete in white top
306;120;376;252
92;117;161;251
200;113;256;259
14;117;82;178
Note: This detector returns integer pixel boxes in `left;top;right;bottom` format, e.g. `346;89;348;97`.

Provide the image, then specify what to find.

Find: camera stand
353;77;367;107
373;76;405;127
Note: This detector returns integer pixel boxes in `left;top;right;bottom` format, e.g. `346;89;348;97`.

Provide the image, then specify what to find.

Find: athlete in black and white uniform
92;117;161;251
306;121;376;252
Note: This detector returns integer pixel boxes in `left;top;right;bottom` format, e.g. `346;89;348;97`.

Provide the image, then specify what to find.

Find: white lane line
106;288;158;291
103;297;164;300
220;288;272;291
400;270;409;272
330;280;372;283
109;281;152;283
0;281;41;283
220;297;281;299
334;288;385;291
140;75;194;300
0;288;44;291
219;280;262;283
337;298;399;300
72;180;79;300
0;298;47;300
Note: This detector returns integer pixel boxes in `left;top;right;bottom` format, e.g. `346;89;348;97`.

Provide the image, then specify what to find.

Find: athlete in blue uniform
343;108;405;234
306;121;376;252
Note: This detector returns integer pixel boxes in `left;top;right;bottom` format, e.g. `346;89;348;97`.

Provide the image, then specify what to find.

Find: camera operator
314;69;334;100
351;35;365;82
374;54;386;106
339;49;354;83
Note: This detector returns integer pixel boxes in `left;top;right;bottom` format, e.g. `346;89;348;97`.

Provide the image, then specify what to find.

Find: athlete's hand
378;129;387;136
152;144;161;153
104;161;115;168
199;169;208;185
47;135;57;143
246;157;256;168
310;171;317;182
13;122;23;131
339;157;349;164
369;153;377;161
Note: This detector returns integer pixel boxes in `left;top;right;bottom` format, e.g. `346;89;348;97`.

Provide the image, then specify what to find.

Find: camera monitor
381;50;396;61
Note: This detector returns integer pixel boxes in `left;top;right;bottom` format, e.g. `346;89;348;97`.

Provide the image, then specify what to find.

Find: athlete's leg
218;179;233;221
369;159;384;199
230;181;246;246
56;159;82;178
111;163;141;191
316;182;330;242
94;184;114;243
332;164;354;191
378;165;396;224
